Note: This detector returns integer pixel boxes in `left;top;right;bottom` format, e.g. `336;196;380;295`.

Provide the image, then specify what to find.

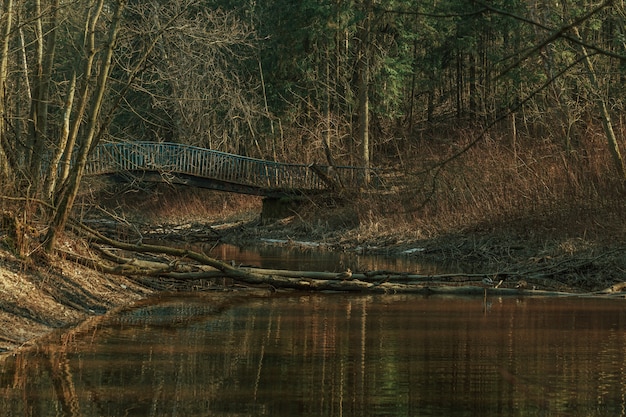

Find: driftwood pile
66;220;626;298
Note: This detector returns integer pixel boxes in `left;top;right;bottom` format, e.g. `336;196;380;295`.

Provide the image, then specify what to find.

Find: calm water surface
204;242;455;274
1;293;626;416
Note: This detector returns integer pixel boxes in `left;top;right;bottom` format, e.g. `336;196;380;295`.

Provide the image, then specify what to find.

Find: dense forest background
1;0;626;251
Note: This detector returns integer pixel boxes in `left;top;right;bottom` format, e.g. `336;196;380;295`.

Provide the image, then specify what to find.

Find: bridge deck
86;142;366;196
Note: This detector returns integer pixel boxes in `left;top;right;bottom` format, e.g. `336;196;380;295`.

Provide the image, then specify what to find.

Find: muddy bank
0;232;230;358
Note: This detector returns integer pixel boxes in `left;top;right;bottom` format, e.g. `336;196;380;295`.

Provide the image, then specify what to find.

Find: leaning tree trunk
44;0;126;252
572;26;626;181
44;73;76;199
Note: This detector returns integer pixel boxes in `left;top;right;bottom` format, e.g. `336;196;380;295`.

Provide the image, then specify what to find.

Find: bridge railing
86;141;372;192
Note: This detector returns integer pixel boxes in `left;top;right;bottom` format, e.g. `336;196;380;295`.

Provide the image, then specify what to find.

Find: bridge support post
261;196;304;225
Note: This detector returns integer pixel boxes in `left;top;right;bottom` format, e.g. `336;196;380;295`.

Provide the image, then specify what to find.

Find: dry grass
352;126;626;246
81;181;262;225
0;240;153;355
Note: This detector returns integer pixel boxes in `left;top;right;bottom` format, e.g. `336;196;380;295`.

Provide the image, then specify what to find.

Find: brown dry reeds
86;181;262;225
356;125;626;245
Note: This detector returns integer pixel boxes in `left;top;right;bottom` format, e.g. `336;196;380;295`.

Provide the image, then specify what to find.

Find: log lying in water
68;220;626;297
235;267;486;282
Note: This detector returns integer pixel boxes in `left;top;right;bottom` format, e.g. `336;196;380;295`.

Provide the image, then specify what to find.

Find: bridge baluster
85;141;374;195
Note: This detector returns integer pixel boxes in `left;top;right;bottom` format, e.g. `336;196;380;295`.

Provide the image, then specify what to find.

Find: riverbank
212;202;626;294
0;245;150;354
83;182;626;293
82;179;626;293
2;172;626;357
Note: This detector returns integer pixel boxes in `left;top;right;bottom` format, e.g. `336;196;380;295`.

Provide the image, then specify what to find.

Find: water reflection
1;294;626;416
205;242;454;274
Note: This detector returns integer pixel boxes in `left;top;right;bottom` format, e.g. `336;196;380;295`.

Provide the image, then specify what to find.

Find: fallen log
66;219;626;296
235;267;492;282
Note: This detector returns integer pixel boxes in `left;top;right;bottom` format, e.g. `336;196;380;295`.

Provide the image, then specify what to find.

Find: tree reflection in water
1;293;626;417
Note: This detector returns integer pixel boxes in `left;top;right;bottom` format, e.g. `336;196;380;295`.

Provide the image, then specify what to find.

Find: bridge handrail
86;141;371;192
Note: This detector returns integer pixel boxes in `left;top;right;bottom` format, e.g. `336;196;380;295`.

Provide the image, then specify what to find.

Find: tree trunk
572;26;626;181
44;0;126;252
27;0;59;188
357;0;372;186
0;0;14;181
44;74;76;199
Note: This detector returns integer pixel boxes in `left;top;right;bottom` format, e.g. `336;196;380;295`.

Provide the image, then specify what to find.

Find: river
1;246;625;416
203;241;457;274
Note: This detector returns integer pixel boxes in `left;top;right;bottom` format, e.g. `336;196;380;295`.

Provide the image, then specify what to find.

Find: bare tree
0;0;262;253
0;0;14;181
44;0;126;251
115;1;260;155
571;24;626;180
357;0;372;185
